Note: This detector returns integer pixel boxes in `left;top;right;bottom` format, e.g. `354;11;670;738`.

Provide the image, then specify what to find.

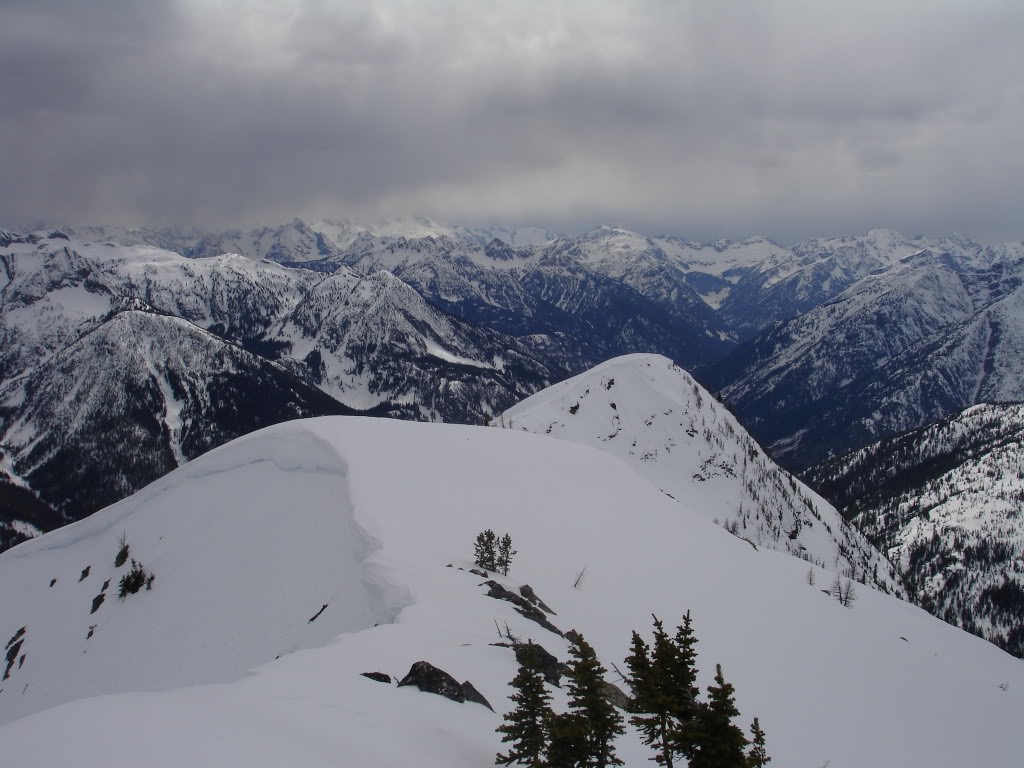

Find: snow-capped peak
500;354;902;593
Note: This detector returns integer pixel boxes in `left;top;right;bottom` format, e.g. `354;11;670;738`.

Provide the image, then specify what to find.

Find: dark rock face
600;680;630;710
492;641;562;687
360;672;392;684
397;660;490;711
483;581;562;636
398;661;465;703
519;584;555;614
459;680;493;711
396;661;492;709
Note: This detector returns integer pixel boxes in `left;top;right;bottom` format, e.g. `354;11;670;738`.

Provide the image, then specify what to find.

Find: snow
423;340;492;368
1;417;1021;767
501;354;902;592
5;520;42;538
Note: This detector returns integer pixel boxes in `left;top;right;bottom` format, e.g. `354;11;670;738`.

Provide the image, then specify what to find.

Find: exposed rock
360;672;392;684
493;641;562;687
78;566;90;582
4;631;25;681
483;581;562;636
600;680;630;710
519;584;556;614
469;568;489;578
460;680;493;711
397;661;465;704
90;593;105;614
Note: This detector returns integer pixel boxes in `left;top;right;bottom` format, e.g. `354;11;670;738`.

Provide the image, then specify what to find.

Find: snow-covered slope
712;247;1024;468
274;269;561;420
67;219;341;265
336;230;734;371
1;232;569;544
0;310;355;527
500;355;902;594
806;403;1024;657
0;418;1019;767
0;232;318;381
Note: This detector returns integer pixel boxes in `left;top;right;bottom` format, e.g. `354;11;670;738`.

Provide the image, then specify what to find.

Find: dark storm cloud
2;0;1022;242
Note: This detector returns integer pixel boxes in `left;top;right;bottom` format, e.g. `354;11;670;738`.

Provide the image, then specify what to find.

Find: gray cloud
2;0;1022;243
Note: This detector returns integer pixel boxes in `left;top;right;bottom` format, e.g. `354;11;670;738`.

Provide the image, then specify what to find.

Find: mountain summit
500;354;902;594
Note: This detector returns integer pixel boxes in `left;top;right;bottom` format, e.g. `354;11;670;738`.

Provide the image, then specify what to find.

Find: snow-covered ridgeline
0;417;1020;767
500;354;903;594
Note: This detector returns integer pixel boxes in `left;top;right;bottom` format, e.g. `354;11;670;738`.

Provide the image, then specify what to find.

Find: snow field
0;417;1022;767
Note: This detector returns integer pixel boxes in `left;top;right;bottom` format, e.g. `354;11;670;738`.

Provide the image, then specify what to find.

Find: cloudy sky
3;0;1022;242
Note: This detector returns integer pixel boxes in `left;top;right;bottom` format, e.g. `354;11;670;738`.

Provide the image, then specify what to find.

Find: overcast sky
2;0;1022;243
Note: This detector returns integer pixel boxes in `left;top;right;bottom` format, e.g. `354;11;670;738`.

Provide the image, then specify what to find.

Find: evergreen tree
626;619;676;767
691;664;748;768
563;630;624;768
497;642;552;767
745;717;770;768
668;611;702;762
497;533;517;576
475;529;498;571
625;613;701;768
545;711;589;768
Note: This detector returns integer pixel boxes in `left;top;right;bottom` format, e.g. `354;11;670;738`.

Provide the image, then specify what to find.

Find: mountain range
3;218;1024;663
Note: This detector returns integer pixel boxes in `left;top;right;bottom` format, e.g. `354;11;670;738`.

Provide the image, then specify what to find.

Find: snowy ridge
0;234;318;382
500;354;902;594
274;269;559;418
0;417;1020;767
332;229;732;371
806;403;1024;656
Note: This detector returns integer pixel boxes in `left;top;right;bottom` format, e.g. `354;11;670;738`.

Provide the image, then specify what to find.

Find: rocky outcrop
493;641;562;687
397;661;491;710
519;584;555;614
483;580;562;636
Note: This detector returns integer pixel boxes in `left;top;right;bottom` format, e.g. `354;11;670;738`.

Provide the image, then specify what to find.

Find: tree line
497;612;769;768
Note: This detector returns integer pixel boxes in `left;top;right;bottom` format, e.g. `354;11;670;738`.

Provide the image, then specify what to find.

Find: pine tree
545;711;589;768
625;613;702;768
497;642;552;767
668;611;702;762
745;717;770;768
691;664;748;768
626;619;676;767
563;630;624;768
497;533;517;576
475;529;498;571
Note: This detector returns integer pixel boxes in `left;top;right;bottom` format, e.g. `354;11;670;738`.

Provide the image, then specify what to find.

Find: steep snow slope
274;269;561;420
712;248;1024;468
500;355;902;594
806;403;1024;656
0;418;1020;768
0;310;356;528
336;231;733;372
68;219;341;264
0;233;317;381
713;229;926;339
